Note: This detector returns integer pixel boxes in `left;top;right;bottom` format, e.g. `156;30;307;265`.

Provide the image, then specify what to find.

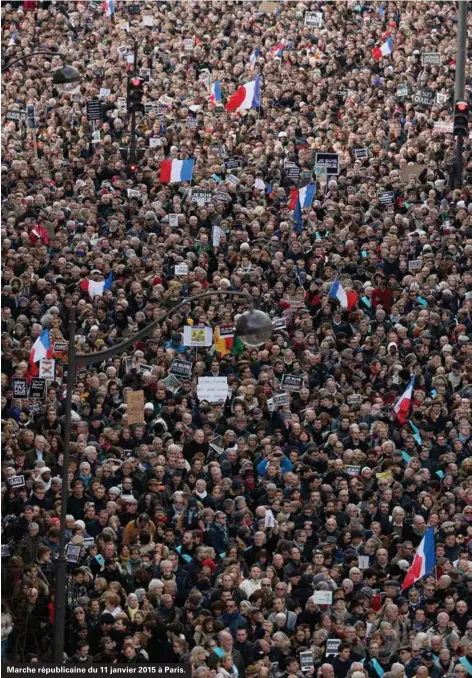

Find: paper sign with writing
433;121;453;134
358;555;370;570
1;545;10;558
29;378;46;400
184;38;195;51
197;377;229;403
212;224;222;247
436;93;449;105
169;214;179;228
273;392;290;408
127;189;140;198
86;100;102;122
65;543;82;564
142;15;154;26
326;639;341;656
163;374;182;394
378;191;395;205
183;325;213;347
39;359;55;379
224;157;243;170
412;88;436;107
409;259;423;271
226;174;239;185
396;84;408;97
280;374;303;392
315;152;339;175
354;148;369;160
347;394;362;405
12;378;28;398
149;137;161;148
313;591;332;605
125;390;145;425
191;189;213;206
300;651;314;672
421;52;441;66
6;109;25;122
8;475;26;488
305;11;323;27
175;263;189;276
99;88;111;99
273;317;287;330
170;359;193;379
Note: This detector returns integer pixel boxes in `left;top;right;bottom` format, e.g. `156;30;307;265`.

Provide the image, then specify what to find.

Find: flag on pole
293;198;303;233
225;76;261;112
372;37;393;60
394;376;415;424
209;80;222;106
29;329;52;364
289;184;315;210
401;527;435;590
271;42;285;57
328;279;358;310
80;272;113;299
249;48;260;70
160;159;195;183
103;0;115;17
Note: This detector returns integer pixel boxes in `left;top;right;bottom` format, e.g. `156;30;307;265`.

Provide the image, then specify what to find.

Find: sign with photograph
313;591;333;605
183;325;213;347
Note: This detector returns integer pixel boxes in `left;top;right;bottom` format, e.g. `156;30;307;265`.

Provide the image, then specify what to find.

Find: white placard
175;263;189;276
126;54;135;64
313;591;332;605
264;509;275;528
184;38;195;51
197;377;229;403
305;11;323;27
436;93;449;104
142;15;154;26
127;189;140;198
254;177;265;190
326;639;341;656
169;214;179;228
99;88;111;99
183;325;213;347
39;358;55;379
149;137;161;148
226;174;239;185
358;555;370;570
433;121;453;134
212;224;222;247
92;130;101;143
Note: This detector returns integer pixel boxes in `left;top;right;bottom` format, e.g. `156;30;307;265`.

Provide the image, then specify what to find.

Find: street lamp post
52;291;272;662
453;0;468;189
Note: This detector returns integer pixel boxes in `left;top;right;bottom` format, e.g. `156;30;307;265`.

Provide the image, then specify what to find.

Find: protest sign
170;359;193;379
280;374;303;392
347;394;362;405
8;475;26;488
326;639;341;656
168;214;179;227
273;392;290;407
184;38;195;51
433;121;453;134
65;543;82;564
354;148;368;160
409;259;423;271
86;100;102;121
29;378;46;400
421;52;441;65
300;651;314;672
436;93;449;105
305;11;323;27
183;326;213;347
191;189;213;206
175;264;189;276
399;163;427;181
396;84;408;97
125;390;145;425
12;378;28;398
346;465;361;476
358;555;370;570
378;191;395;205
212;224;222;247
6;109;24;122
412;88;436;107
313;591;332;605
163;374;182;394
272;317;287;330
26;104;37;130
197;377;228;403
224;157;243;170
39;359;55;379
315;152;339;175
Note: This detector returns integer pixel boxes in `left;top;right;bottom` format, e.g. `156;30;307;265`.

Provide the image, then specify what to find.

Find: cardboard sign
280;374;303;392
197;377;229;403
396;84;408;97
399;163;427;181
421;52;441;66
315;152;339;175
412;88;436;107
170;359;193;379
125;390;145;425
409;259;423;271
313;591;332;605
354;148;369;160
12;378;28;398
305;11;323;27
326;639;341;656
175;264;189;276
259;1;280;12
86;100;102;121
273;392;290;408
300;651;314;673
184;325;213;347
378;191;395;205
8;475;26;488
39;359;55;379
29;378;46;400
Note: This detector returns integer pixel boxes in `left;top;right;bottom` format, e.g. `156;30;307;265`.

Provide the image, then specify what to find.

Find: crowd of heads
1;0;472;675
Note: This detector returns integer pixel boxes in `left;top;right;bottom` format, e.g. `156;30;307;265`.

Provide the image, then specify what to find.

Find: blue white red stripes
394;376;415;424
29;329;52;364
225;77;261;112
80;272;113;299
401;527;436;590
160;159;195;183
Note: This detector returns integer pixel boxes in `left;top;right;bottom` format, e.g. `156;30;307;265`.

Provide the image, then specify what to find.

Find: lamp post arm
75;290;252;367
3;52;62;69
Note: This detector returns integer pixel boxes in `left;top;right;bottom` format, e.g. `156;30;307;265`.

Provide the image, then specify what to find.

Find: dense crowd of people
2;0;472;676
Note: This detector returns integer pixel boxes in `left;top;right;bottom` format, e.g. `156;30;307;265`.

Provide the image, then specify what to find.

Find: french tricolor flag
225;76;261;112
329;279;358;311
80;272;113;299
289;184;315;210
271;42;285;57
394;376;415;425
103;0;115;17
209;80;222;106
160;159;194;184
249;48;260;70
372;37;393;61
30;329;52;365
401;527;435;590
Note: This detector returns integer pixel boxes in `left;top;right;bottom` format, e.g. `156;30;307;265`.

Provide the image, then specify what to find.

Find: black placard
378;191;395;205
214;191;232;203
170;359;193;379
315;152;340;175
127;4;141;14
26;104;37;130
224;157;242;170
412;88;436;107
6;109;24;121
12;378;28;398
280;374;303;392
86;100;102;122
8;475;26;488
354;148;368;160
191;190;213;206
29;378;46;400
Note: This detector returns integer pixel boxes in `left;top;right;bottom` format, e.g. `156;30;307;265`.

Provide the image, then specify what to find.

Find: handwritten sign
125;390;145;425
197;377;229;403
